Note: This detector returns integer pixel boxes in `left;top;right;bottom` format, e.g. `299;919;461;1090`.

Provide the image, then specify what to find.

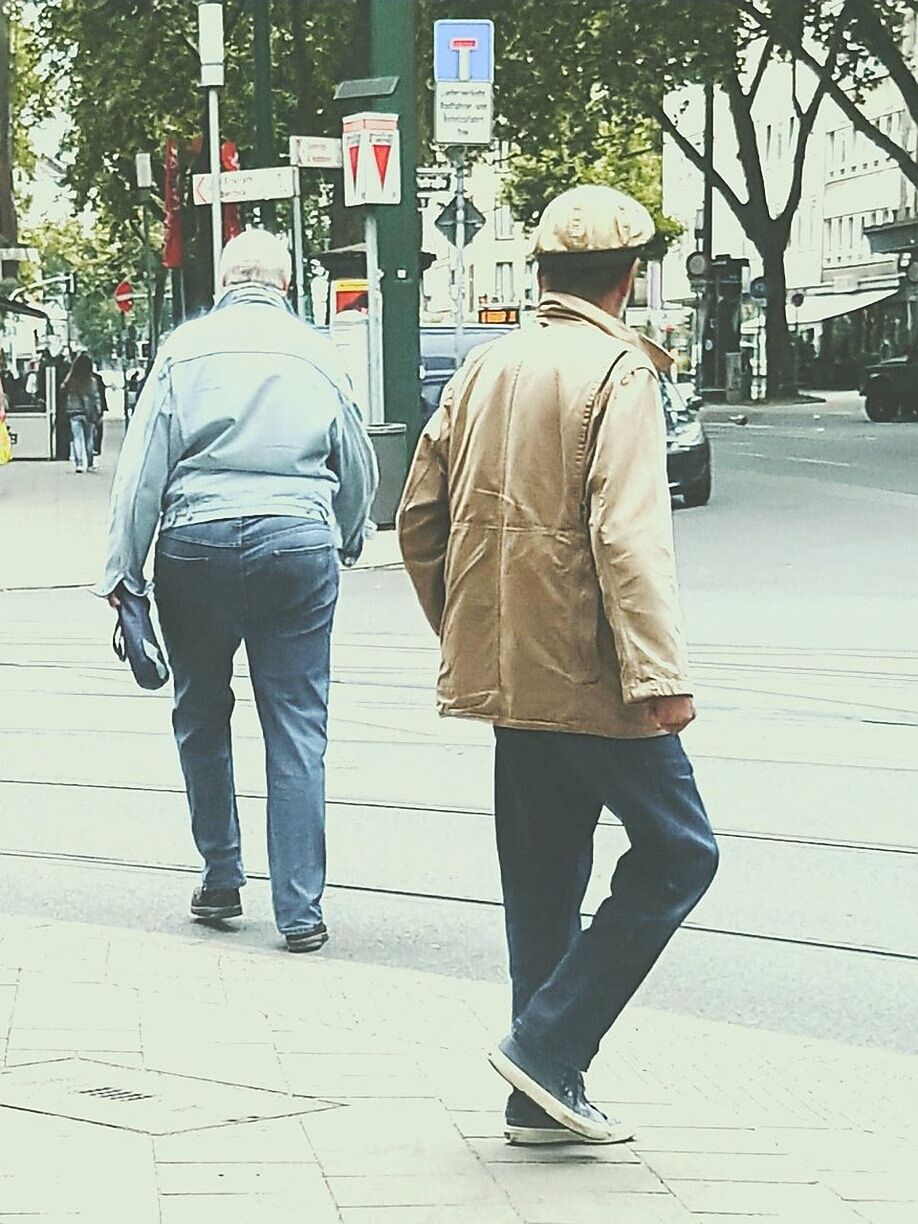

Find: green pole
251;0;275;228
368;0;421;445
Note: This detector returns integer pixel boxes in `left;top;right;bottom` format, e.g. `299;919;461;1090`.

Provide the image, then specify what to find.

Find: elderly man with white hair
100;228;377;952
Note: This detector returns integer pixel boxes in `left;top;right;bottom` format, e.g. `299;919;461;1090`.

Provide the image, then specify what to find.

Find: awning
787;286;897;327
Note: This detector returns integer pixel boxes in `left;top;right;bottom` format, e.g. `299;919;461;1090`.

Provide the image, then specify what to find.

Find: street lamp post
134;153;156;360
197;2;225;300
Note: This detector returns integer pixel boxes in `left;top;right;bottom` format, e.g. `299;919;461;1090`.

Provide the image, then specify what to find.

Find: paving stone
159;1192;339;1224
491;1160;667;1200
143;1040;289;1093
642;1150;813;1183
634;1125;782;1155
328;1173;506;1208
851;1206;918;1224
508;1190;694;1223
823;1171;918;1202
13;979;139;1030
158;1160;329;1195
302;1098;466;1155
339;1209;522;1224
448;1109;504;1140
667;1179;864;1219
282;1051;432;1098
142;998;274;1046
154;1115;319;1163
315;1144;485;1178
7;1026;140;1052
470;1137;640;1165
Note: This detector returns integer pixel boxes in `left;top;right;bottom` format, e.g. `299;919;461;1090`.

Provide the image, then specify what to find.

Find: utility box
368;422;408;528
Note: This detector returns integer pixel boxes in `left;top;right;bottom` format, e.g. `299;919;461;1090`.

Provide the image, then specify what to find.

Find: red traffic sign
114;279;134;313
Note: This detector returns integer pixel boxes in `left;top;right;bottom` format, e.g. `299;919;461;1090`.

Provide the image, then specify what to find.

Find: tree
737;0;918;189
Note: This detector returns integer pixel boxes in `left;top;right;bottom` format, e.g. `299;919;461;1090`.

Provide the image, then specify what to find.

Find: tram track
0;844;913;965
1;774;916;859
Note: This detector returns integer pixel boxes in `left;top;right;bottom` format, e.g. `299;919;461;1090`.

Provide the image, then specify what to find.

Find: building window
524;259;536;303
494;203;514;240
827;131;836;176
495;261;515;302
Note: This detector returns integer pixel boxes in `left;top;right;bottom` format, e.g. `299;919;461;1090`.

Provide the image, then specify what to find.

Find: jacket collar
536;292;674;374
214;283;294;314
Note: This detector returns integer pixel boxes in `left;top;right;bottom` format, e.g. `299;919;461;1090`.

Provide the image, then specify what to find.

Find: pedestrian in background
99;228;378;952
61;352;102;473
398;186;719;1145
92;366;109;463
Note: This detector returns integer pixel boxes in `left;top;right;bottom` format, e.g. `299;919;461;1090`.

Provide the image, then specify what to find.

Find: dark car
421;347;712;508
660;375;712;507
861;342;918;421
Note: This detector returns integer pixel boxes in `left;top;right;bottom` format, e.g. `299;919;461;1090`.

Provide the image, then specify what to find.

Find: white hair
218;228;292;293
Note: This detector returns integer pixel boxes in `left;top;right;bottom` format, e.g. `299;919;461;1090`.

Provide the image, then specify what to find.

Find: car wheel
864;383;899;422
682;469;712;508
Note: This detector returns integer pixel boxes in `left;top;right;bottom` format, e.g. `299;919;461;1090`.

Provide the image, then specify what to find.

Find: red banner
220;141;243;242
162;139;183;269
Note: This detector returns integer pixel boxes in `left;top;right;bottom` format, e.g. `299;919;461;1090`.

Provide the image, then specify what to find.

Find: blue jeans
69;416;94;469
154;516;338;935
494;727;719;1071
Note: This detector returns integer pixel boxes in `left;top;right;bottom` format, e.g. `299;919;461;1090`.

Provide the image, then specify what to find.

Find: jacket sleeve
96;350;175;597
329;394;379;565
396;397;451;635
585;358;691;704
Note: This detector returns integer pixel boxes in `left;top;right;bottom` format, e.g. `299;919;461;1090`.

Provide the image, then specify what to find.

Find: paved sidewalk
0;910;915;1223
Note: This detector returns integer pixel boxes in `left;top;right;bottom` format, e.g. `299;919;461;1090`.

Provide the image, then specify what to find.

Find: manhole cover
0;1058;337;1135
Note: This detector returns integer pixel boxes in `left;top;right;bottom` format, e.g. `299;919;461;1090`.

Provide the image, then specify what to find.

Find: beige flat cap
533;184;655;255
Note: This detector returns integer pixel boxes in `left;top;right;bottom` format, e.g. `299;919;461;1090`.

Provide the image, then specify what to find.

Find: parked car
421;346;712;508
861;342;918;421
659;374;712;507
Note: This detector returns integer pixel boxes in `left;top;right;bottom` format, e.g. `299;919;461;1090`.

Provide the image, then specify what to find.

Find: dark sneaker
285;924;328;953
489;1034;633;1143
190;887;242;921
505;1090;619;1145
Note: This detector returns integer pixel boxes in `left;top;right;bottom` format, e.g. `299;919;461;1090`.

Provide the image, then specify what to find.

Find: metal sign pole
292;169;307;321
365;209;385;424
452;148;466;363
207;87;223;299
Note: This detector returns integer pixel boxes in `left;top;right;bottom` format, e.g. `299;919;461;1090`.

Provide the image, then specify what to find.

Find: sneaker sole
505;1124;617;1145
286;932;328;953
489;1048;633;1144
191;904;243;920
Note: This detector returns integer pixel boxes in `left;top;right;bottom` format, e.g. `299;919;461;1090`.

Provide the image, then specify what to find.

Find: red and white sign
341;112;401;208
114;279;134;313
192;165;295;207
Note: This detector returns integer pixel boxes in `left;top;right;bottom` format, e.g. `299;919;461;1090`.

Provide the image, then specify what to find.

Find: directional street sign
192;165;296;206
434;20;494;81
290;135;343;170
416;166;452;194
435;195;485;247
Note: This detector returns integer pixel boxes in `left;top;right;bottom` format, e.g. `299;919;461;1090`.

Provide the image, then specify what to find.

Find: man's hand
647;695;696;735
106;590;122;609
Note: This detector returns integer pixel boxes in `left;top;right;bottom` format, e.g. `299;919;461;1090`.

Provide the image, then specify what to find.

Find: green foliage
19;214;149;360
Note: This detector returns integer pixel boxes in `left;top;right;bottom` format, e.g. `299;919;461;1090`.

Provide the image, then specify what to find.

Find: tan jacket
397;293;691;739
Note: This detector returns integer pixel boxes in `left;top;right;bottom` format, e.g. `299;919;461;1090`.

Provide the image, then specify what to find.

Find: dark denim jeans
154;516;338;936
494;727;719;1072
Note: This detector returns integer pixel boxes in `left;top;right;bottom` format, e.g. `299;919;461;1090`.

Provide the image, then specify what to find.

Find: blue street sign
434;19;495;83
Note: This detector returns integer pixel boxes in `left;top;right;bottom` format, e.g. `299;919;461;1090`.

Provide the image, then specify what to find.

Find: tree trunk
761;241;793;399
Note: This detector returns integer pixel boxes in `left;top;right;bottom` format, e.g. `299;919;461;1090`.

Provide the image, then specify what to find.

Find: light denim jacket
99;285;378;595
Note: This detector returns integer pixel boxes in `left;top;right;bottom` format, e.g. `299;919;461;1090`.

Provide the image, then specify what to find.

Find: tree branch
746;35;774;104
653;102;749;229
735;0;918;188
849;0;918;127
724;71;769;222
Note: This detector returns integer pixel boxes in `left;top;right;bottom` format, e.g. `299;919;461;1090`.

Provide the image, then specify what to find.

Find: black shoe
504;1089;616;1145
190;887;242;921
285;924;328;953
490;1034;633;1143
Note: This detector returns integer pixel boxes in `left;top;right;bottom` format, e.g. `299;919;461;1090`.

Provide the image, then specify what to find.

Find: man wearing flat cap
398;186;718;1145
